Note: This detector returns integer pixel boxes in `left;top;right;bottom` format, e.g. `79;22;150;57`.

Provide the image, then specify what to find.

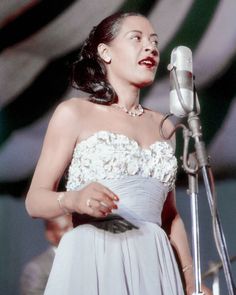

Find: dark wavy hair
71;12;142;104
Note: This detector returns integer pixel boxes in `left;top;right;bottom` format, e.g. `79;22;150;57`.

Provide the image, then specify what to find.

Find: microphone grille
171;46;193;72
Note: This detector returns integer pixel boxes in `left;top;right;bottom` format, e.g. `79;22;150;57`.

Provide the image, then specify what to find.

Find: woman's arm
25;100;79;219
162;190;195;289
162;190;212;295
26;99;119;219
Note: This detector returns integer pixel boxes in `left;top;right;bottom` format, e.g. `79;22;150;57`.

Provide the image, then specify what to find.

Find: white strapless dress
44;131;184;295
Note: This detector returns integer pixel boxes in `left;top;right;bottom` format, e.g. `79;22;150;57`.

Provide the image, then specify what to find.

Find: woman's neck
110;79;140;110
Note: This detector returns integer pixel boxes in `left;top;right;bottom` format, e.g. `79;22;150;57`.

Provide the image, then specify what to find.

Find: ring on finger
86;198;92;208
100;201;108;207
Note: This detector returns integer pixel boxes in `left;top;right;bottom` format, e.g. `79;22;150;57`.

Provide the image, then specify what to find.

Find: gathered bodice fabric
71;176;168;227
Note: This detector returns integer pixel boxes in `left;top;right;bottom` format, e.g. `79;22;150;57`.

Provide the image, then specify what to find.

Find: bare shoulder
51;97;92;124
42;97;90;140
54;97;89;116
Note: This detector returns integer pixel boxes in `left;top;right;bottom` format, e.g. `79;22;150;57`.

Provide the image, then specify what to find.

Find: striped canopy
0;0;236;196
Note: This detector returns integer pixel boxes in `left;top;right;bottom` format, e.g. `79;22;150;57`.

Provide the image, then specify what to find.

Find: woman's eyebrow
150;33;158;38
124;30;142;36
124;30;158;38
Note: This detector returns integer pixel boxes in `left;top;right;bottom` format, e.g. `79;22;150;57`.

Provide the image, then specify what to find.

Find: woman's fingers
94;183;119;201
96;193;118;210
87;198;114;215
92;184;119;210
75;182;119;217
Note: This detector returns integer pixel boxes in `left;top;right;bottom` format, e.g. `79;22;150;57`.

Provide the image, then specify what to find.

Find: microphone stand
182;126;204;295
165;66;236;295
187;109;236;295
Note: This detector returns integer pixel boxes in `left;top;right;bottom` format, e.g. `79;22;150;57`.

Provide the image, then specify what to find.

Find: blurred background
0;0;235;294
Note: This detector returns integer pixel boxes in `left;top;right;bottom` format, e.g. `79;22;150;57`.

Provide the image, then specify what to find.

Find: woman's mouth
138;56;157;69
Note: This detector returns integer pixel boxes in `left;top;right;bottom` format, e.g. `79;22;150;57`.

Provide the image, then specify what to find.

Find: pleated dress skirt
44;177;184;295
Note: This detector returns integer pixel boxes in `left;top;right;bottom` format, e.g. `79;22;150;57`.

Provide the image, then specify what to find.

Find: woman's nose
145;43;158;56
143;38;158;55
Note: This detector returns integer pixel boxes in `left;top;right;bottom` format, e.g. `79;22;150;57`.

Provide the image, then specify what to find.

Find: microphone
169;46;199;117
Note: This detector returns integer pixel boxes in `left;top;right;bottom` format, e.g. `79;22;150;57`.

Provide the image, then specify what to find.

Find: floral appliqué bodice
66;131;177;192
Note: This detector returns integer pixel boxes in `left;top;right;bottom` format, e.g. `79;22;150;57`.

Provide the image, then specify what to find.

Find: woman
26;12;211;295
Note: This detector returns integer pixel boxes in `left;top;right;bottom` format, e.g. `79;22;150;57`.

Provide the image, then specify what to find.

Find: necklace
112;103;144;117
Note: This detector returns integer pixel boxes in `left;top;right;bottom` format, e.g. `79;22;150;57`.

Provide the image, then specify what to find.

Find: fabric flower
66;131;178;192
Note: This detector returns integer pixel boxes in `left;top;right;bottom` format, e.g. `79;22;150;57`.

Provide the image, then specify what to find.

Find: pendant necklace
111;103;144;117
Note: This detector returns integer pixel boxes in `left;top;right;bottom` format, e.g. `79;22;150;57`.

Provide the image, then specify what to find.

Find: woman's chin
135;77;155;88
141;72;157;86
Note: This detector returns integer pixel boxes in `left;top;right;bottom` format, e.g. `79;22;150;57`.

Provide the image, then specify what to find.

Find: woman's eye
132;35;141;41
151;40;159;47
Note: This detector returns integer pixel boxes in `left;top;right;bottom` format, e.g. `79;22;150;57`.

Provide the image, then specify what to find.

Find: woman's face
104;15;159;88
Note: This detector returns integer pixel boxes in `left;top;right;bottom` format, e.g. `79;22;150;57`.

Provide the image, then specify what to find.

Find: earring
104;56;111;63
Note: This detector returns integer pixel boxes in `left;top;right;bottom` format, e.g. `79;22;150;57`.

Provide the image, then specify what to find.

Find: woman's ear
97;43;111;64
